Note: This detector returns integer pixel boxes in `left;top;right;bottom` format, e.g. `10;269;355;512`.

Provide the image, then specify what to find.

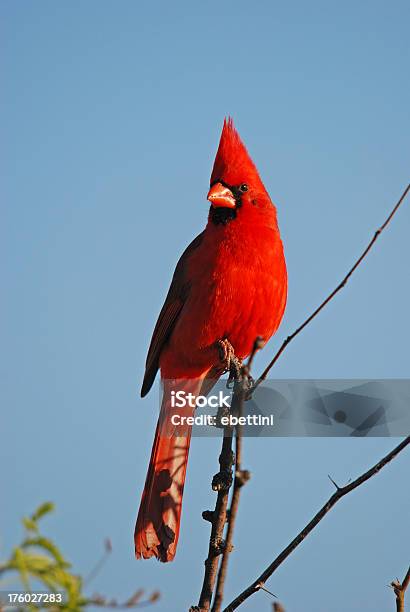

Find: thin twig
211;341;262;612
210;394;244;612
197;426;235;611
250;183;410;396
84;538;112;586
246;336;264;373
391;565;410;612
223;436;410;611
257;583;276;598
87;591;160;609
197;340;262;611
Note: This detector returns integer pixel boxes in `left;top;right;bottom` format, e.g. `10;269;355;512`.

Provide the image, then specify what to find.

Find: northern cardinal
135;118;287;561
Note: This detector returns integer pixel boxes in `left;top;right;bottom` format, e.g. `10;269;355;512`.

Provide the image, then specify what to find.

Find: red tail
134;378;203;562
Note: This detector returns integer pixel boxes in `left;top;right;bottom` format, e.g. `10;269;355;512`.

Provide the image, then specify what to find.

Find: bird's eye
239;183;248;192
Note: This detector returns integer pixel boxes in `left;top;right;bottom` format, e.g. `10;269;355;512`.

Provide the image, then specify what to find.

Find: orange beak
207;182;236;209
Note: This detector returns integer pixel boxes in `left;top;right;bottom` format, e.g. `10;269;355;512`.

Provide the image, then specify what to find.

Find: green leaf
8;552;54;575
12;547;30;591
31;502;55;522
22;517;39;532
22;537;70;568
2;502;154;611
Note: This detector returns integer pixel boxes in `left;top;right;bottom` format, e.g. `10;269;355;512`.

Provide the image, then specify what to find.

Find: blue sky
1;1;409;611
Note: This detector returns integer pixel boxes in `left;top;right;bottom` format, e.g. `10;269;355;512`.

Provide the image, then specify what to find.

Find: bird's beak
207;182;236;209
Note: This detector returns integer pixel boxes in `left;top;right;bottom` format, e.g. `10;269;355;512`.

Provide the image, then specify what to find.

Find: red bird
135;119;287;561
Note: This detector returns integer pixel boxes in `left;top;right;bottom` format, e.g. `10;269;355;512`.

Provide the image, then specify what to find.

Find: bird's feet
217;338;243;386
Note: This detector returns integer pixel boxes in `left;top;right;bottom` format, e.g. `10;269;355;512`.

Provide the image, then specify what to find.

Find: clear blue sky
1;1;409;611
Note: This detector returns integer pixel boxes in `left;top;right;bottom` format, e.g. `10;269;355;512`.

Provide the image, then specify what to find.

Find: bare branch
250;183;410;396
211;339;263;611
197;425;235;611
223;436;410;611
198;340;262;612
246;336;264;373
211;380;249;611
84;538;112;586
391;565;410;612
87;589;160;608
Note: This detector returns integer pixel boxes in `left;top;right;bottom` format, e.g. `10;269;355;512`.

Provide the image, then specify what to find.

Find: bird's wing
141;231;204;397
